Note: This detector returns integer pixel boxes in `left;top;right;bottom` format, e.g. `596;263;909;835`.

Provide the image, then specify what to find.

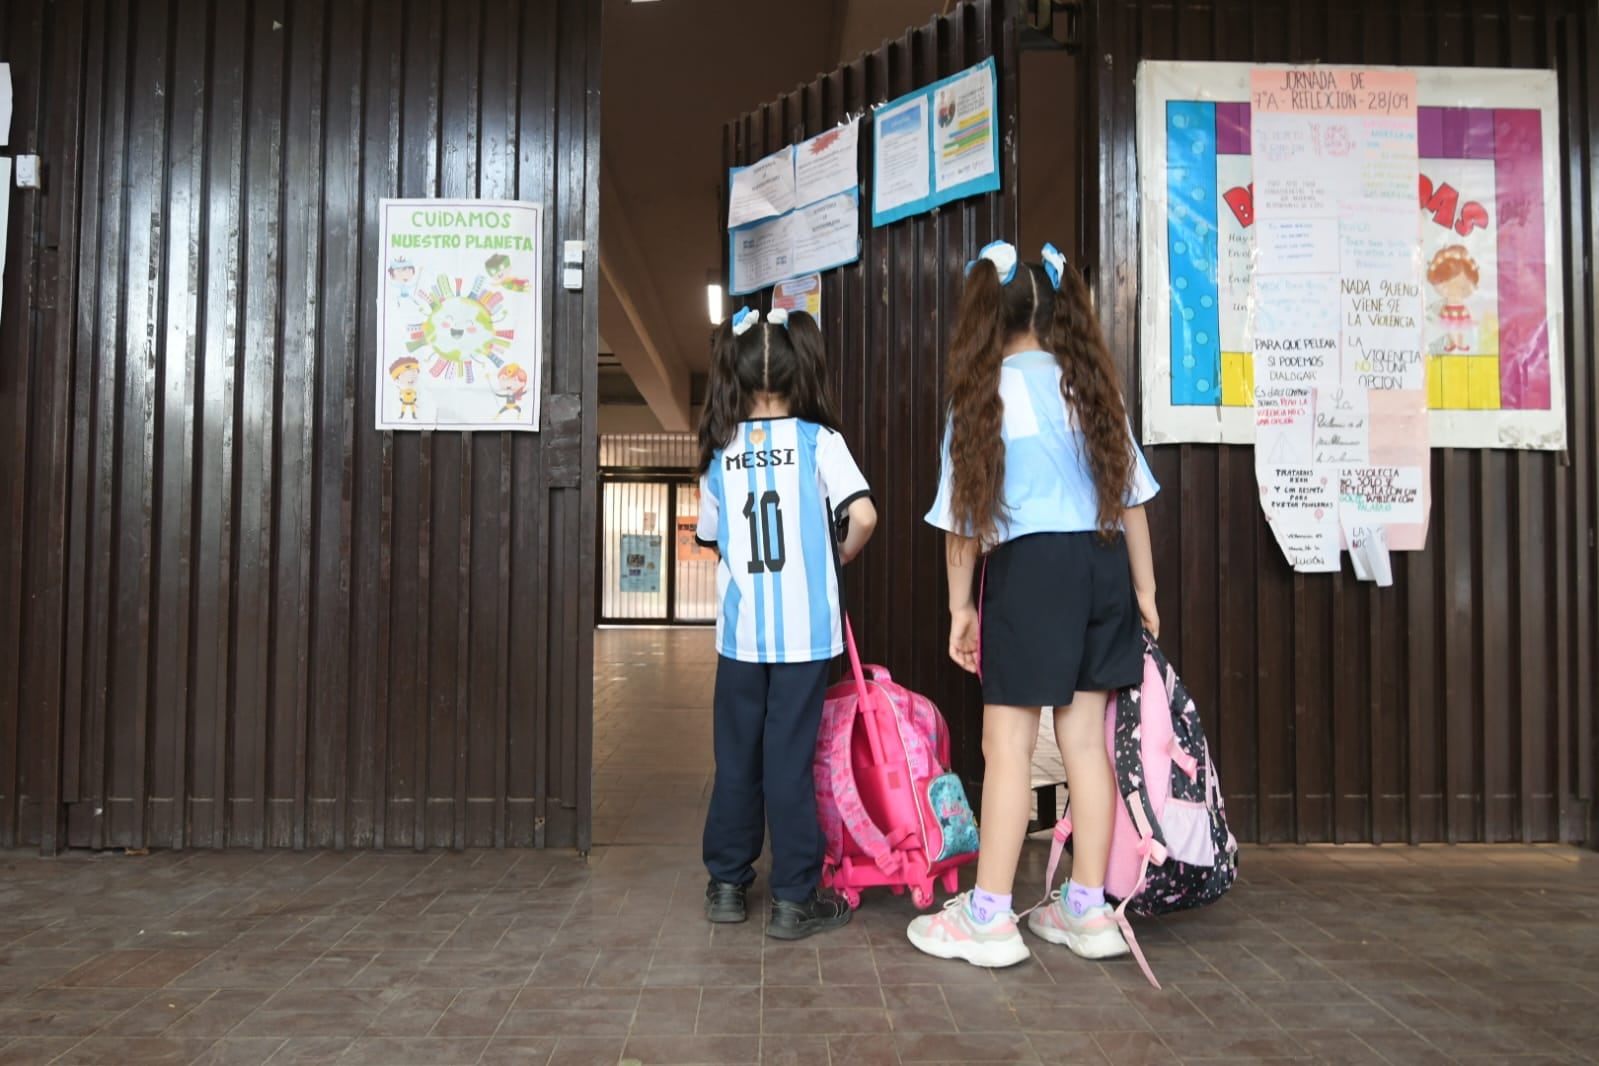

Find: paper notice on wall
0;64;11;146
796;119;859;207
933;62;998;193
773;274;821;319
0;159;9;328
730;214;795;295
728;147;797;230
1252;67;1429;575
791;191;860;277
872;96;931;225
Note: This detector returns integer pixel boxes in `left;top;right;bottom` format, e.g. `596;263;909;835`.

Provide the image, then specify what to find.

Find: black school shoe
705;879;748;923
766;890;853;941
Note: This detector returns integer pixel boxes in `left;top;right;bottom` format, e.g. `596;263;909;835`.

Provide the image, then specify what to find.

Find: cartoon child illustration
387;255;419;307
389;356;421;420
936;89;956;129
1427;245;1480;354
485;254;530;293
491;363;530;421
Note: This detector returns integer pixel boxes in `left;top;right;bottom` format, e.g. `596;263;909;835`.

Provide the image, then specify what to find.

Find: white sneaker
1026;895;1131;960
906;893;1031;968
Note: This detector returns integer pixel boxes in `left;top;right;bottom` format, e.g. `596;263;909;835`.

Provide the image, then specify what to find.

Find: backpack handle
842;615;873;716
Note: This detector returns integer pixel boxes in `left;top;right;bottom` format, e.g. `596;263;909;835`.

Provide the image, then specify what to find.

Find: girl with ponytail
907;242;1160;969
695;307;877;941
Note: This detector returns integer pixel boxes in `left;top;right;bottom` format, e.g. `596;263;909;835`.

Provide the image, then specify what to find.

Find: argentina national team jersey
697;419;871;664
925;349;1160;543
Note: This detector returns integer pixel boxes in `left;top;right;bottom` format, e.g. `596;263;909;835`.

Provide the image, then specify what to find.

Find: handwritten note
1339;465;1425;525
1313;387;1369;466
1251;65;1429;575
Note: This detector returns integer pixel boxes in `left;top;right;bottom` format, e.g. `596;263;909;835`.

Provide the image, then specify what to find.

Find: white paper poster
0;159;9;329
872;96;931;223
795;120;860;208
933;63;998;193
730;214;795;296
0;64;11;146
375;199;543;432
1251;68;1431;574
728;148;797;230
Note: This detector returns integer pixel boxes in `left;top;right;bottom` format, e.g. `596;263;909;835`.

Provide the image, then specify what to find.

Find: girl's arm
1123;504;1159;637
838;497;878;563
945;533;980;673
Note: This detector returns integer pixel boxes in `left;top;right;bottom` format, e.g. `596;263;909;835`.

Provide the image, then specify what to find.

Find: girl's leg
972;703;1042;898
1023;689;1130;959
1054;691;1115;889
703;658;768;890
905;702;1037;968
762;660;832;903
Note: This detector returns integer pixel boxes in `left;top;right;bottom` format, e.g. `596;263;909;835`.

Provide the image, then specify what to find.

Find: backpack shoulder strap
826;695;902;876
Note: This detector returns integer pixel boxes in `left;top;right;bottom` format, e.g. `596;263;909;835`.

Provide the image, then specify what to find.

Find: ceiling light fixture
706;280;723;325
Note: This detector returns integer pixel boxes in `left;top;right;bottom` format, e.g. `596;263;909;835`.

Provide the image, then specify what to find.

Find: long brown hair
946;257;1134;544
697;310;842;474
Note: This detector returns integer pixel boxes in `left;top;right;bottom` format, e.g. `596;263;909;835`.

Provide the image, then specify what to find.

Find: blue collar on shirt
1002;349;1055;368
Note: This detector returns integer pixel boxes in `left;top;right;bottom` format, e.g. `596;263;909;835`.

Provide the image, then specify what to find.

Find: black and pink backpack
1042;633;1238;988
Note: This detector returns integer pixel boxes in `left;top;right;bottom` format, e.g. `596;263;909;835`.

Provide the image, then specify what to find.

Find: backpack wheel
910;886;933;909
843;889;861;909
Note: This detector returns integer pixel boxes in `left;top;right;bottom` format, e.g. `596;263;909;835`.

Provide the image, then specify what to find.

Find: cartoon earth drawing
406;276;514;382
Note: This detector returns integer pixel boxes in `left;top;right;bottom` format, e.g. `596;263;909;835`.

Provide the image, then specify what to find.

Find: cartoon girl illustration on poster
1427;245;1480;354
491;363;530;422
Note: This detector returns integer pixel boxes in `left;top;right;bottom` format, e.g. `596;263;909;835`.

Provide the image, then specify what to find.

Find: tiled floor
0;628;1594;1066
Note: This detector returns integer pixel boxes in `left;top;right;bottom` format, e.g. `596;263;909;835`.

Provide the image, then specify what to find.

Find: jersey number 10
742;491;787;574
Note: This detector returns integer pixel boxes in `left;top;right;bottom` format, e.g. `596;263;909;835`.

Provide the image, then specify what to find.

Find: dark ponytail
944;260;1010;547
783;311;843;434
697;321;746;474
1046;262;1134;538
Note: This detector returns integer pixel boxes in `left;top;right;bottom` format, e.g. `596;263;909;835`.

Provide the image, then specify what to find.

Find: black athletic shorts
977;531;1143;707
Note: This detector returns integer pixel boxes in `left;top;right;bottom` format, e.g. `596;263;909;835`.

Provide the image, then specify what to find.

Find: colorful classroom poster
872;57;1000;227
1137;62;1564;451
1249;68;1431;573
773;274;822;320
619;534;662;594
676;517;717;564
375;199;543;432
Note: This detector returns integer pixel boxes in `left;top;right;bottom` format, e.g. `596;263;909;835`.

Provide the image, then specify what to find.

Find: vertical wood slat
717;0;1599;846
0;0;599;852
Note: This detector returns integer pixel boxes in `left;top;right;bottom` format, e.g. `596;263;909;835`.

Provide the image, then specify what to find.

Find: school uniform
697;418;870;902
926;350;1160;707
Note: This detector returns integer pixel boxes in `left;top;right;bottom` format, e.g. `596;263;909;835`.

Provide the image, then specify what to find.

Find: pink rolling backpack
813;618;980;909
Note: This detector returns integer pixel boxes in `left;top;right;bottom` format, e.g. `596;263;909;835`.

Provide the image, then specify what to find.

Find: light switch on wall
14;155;41;189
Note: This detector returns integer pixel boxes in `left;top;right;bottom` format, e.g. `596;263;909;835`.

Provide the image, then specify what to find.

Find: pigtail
697;321;747;474
1048;261;1134;539
783;311;844;434
946;259;1011;549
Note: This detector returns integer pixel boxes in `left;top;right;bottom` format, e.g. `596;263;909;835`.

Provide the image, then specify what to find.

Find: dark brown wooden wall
0;0;600;853
725;0;1599;844
723;0;1022;796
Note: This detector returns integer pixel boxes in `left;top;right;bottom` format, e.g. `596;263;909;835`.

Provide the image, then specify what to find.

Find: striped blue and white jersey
926;349;1160;544
697;419;871;664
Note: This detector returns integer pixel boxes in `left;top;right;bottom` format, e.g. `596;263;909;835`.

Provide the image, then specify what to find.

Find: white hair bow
730;306;791;336
965;240;1018;284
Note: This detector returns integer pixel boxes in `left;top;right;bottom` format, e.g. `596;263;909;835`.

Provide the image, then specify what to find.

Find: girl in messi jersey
907;241;1161;969
694;306;877;941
